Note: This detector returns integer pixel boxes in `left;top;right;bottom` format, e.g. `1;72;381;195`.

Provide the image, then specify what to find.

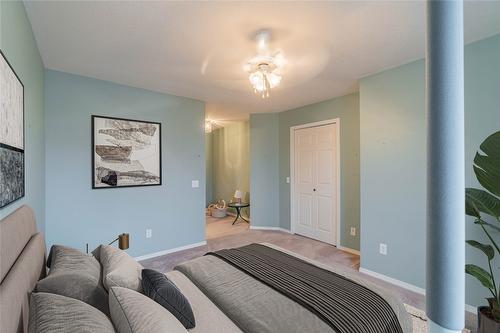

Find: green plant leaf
474;131;500;197
466;264;495;290
466;188;500;220
466;192;481;218
466;240;495;260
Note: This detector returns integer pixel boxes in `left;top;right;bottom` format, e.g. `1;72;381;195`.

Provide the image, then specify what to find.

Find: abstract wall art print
0;50;25;208
92;115;161;189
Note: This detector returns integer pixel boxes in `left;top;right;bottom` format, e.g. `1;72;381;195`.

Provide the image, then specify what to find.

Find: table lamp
234;190;244;203
109;233;130;250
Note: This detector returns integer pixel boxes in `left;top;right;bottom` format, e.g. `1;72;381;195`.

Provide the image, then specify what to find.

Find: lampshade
234;190;244;199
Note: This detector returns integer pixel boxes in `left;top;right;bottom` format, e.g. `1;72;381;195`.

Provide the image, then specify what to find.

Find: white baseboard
359;267;477;314
135;241;207;261
250;226;292;234
360;267;426;295
337;246;360;256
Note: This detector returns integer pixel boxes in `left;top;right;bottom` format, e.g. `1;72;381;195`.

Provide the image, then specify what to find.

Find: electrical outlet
146;229;152;238
286;177;290;184
350;227;356;236
191;180;199;188
379;243;387;255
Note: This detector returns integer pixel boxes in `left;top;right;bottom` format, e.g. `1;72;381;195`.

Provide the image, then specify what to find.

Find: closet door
294;123;337;245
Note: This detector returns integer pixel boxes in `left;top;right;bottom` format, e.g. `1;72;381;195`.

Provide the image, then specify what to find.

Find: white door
293;123;338;245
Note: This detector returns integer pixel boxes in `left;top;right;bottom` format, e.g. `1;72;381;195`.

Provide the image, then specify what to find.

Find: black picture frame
0;49;25;209
91;115;162;189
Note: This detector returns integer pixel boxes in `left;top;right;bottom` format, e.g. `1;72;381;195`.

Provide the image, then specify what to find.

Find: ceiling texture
24;1;500;122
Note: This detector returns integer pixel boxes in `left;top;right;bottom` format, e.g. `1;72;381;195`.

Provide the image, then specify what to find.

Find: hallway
205;215;249;240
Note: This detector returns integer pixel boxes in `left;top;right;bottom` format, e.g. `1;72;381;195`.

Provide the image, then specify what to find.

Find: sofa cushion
142;269;195;329
109;287;187;333
100;245;143;292
35;245;109;315
29;292;115;333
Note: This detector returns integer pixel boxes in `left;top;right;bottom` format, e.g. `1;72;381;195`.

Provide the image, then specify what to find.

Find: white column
426;1;465;332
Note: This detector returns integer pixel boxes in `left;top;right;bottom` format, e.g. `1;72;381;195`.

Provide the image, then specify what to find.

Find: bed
0;205;411;333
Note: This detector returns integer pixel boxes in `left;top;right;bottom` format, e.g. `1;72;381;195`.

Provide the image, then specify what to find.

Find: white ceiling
24;1;500;122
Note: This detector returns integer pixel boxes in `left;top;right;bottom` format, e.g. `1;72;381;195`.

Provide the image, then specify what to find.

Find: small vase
478;306;500;333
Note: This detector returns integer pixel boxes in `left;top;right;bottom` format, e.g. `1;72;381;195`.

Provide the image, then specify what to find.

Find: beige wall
208;121;250;215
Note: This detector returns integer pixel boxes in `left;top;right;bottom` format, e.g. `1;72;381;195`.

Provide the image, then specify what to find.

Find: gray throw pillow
35;245;109;315
100;245;143;292
29;292;115;333
142;269;195;329
109;287;187;333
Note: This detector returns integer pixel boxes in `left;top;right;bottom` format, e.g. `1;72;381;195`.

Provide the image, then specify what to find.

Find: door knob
313;188;316;192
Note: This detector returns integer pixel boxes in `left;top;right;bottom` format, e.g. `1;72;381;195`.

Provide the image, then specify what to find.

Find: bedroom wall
0;1;45;233
278;93;360;250
360;34;500;308
250;113;280;228
210;121;250;216
44;70;206;258
205;132;213;206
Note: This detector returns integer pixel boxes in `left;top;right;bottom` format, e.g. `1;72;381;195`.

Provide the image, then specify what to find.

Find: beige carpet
405;304;471;333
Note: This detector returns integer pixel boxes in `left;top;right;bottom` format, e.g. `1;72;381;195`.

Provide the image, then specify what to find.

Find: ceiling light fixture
245;30;285;99
205;120;221;133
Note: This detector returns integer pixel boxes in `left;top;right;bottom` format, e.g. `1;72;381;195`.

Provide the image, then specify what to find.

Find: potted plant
465;131;500;333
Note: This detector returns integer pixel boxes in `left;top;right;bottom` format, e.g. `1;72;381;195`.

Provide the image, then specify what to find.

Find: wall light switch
191;180;199;188
286;177;290;184
146;229;152;238
379;243;387;255
350;227;356;236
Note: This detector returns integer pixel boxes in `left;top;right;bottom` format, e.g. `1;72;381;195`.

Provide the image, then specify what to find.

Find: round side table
227;202;250;225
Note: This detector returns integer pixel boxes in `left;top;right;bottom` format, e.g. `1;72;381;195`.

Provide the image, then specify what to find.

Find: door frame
290;118;341;246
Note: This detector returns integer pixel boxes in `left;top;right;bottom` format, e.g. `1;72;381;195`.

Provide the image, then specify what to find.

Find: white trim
359;267;477;315
250;226;292;234
464;304;477;314
337;246;360;256
359;267;426;295
135;241;207;261
290;118;341;247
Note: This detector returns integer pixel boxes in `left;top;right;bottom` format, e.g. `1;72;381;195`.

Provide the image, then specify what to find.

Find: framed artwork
92;115;161;189
0;50;25;208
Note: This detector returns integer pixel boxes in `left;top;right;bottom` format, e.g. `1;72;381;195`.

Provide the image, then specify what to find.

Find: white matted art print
0;50;25;208
92;115;161;188
0;51;24;150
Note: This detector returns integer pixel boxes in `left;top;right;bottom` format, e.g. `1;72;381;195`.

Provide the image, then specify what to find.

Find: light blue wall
0;1;45;233
45;70;206;257
360;34;500;308
205;132;213;206
278;93;360;250
250;113;279;227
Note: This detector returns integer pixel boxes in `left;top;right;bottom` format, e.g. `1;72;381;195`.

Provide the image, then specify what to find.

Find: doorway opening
205;121;250;239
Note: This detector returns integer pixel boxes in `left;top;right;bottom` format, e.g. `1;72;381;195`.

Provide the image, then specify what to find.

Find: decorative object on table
92;115;161;188
109;233;130;250
233;190;244;204
208;199;227;218
228;202;250;225
464;131;500;333
0;50;24;208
